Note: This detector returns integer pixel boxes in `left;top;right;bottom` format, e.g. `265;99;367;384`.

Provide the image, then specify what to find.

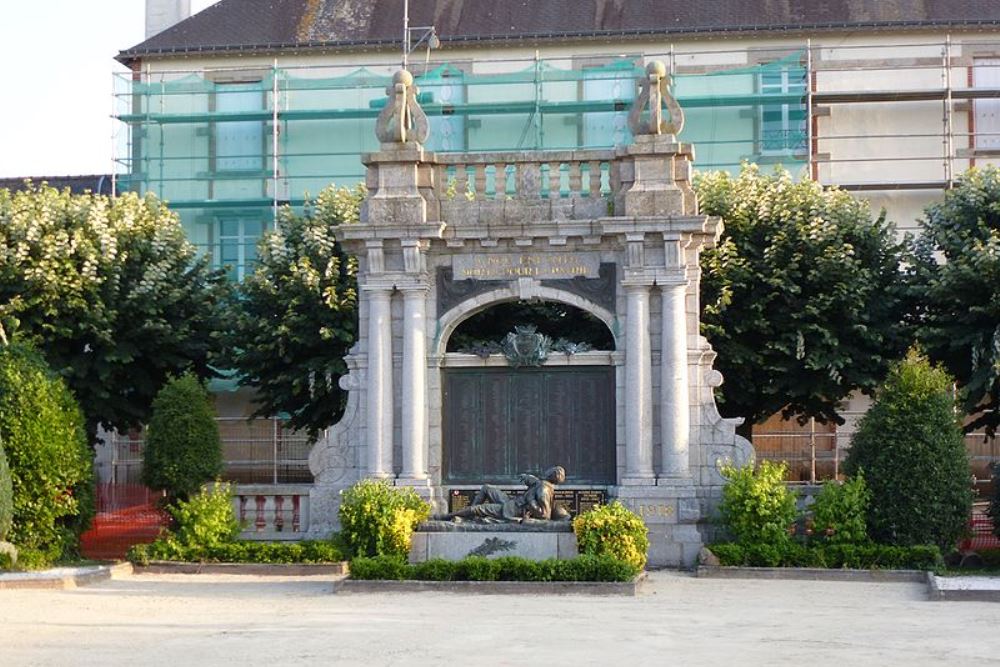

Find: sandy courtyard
1;570;998;666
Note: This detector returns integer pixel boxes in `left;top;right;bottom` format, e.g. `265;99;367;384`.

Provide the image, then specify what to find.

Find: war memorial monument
306;62;753;567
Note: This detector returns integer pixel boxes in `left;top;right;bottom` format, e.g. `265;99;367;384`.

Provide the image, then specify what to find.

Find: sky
0;0;216;178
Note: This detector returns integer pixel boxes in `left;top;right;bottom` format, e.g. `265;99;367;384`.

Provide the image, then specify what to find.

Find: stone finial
628;61;684;137
375;69;430;145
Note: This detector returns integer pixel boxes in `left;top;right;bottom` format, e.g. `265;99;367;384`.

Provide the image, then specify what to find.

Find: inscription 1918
452;252;601;281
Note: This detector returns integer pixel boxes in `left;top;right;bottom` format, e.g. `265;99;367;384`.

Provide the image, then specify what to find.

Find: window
582;63;636;148
214;83;264;172
216;218;265;281
758;67;807;156
974;58;1000;151
421;69;467;153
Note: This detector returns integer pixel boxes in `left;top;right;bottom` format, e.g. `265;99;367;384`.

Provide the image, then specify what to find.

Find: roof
0;175;115;196
118;0;1000;63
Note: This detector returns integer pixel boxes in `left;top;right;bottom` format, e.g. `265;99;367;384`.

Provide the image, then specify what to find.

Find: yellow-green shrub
338;479;430;558
719;460;799;546
573;501;649;570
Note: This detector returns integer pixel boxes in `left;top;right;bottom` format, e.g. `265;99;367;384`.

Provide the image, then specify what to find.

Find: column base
395;476;432;487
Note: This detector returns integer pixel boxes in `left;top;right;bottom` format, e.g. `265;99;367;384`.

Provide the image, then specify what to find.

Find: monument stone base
409;521;577;563
615;482;703;568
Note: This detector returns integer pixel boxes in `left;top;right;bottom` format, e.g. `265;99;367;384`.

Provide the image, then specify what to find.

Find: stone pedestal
615;482;702;568
409;523;577;563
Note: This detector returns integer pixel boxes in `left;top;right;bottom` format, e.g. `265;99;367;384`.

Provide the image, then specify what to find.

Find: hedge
708;542;943;570
127;539;344;566
348;554;640;582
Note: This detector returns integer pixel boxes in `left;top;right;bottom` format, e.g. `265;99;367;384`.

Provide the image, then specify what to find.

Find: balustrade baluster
494;163;507;199
474;164;487;200
548;161;561;198
569;161;582;196
292;496;301;532
254;495;266;532
274;495;284;532
588;160;602;197
455;164;469;199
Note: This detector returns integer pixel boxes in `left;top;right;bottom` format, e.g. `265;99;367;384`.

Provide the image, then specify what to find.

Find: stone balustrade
234;484;311;541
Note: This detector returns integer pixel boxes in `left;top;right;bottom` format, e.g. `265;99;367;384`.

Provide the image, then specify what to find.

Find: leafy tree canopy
696;165;912;431
224;184;364;438
912;166;1000;436
0;184;231;438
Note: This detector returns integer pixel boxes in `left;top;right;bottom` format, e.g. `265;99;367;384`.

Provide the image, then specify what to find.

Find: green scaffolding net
114;52;807;278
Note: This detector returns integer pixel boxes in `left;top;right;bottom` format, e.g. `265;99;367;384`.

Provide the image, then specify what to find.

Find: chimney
145;0;192;39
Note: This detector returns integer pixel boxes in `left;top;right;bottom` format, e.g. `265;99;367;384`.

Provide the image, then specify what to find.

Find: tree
0;341;93;566
912;166;1000;436
142;373;223;503
225;184;363;438
0;184;231;439
695;165;912;434
844;350;972;549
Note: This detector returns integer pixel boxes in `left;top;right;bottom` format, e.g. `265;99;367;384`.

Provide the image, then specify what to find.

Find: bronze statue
439;466;569;523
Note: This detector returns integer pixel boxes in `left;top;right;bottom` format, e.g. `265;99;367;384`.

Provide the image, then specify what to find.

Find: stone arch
433;285;619;357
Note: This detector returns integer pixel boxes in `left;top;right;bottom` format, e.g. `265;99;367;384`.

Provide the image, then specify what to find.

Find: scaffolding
112;38;1000;278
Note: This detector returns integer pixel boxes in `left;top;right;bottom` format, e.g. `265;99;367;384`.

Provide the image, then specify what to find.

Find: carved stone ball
646;60;667;78
394;70;414;87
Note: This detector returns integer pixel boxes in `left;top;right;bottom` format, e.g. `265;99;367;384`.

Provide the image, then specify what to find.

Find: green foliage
809;474;871;545
696;165;911;430
912;166;1000;436
845;350;973;549
166;481;240;549
141;373;223;503
0;184;230;437
0;342;92;565
572;501;649;570
719;460;799;546
0;440;12;542
348;554;639;582
709;542;943;570
127;539;344;565
338;479;431;558
225;184;363;438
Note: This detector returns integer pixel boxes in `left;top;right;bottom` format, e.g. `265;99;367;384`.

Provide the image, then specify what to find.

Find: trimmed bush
719;460;799;546
573;501;649;570
708;542;942;570
809;474;871;545
0;342;93;567
338;479;430;558
844;351;973;549
142;373;223;503
0;440;12;542
348;554;639;582
128;539;343;565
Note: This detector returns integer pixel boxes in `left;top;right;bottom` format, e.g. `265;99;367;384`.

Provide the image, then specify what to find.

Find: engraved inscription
452;253;601;281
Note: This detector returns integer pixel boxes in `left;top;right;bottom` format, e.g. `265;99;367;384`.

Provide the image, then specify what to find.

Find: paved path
2;571;999;666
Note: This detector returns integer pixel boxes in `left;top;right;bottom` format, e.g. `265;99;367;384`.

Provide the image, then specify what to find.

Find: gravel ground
1;570;999;666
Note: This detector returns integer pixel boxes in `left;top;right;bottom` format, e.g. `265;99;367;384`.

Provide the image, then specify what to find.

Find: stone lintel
599;215;718;238
338;222;445;242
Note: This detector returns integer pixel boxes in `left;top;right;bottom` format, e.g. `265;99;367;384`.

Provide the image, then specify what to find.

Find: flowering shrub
338;479;430;558
573;502;649;570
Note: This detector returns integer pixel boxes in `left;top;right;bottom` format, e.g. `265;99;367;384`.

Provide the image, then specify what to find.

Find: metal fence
753;417;999;494
106;418;314;485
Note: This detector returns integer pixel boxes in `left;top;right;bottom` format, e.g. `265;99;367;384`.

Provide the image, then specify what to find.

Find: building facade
113;1;1000;504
